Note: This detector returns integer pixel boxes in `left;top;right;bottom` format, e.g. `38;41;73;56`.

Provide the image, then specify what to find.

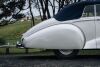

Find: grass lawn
0;20;41;45
0;20;44;54
1;19;100;55
0;47;46;54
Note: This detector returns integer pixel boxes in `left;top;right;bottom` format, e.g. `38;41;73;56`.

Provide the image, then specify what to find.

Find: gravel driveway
0;54;100;67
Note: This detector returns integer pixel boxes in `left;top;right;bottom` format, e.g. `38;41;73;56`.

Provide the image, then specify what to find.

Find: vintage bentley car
17;1;100;58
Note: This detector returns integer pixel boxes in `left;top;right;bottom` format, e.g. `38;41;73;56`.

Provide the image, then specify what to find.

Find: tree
29;0;35;26
0;0;26;26
32;0;81;21
0;0;82;25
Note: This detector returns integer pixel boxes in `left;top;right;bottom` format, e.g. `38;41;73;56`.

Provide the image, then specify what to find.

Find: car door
73;5;96;49
95;4;100;48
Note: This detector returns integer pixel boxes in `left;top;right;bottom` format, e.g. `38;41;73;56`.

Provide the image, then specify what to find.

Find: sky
20;0;58;17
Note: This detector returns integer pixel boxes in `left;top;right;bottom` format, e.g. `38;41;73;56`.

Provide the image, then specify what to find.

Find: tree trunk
58;0;61;12
6;48;9;54
39;0;47;20
37;0;43;21
29;0;35;26
53;0;55;16
46;8;51;19
44;0;51;19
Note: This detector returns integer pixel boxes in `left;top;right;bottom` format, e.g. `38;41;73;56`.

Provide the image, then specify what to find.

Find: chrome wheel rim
59;49;73;55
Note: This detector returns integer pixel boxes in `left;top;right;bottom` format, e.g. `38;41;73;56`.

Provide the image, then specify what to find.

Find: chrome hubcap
59;49;73;55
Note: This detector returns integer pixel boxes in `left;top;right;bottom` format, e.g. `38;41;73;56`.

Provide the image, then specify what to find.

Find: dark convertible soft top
54;0;100;21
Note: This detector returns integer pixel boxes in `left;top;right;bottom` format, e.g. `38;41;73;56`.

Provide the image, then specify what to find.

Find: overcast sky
20;0;58;17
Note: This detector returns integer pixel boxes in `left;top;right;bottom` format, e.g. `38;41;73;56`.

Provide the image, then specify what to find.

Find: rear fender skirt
71;24;86;49
23;24;85;49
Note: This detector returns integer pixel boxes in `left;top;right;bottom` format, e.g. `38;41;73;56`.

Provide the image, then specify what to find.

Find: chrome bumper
16;41;24;48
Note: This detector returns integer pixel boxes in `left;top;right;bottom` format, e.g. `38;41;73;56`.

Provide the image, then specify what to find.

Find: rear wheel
54;49;79;58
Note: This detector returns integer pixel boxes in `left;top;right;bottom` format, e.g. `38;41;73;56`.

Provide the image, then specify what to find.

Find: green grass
0;20;44;54
1;20;100;55
0;20;40;45
0;48;45;54
9;48;43;54
0;48;6;53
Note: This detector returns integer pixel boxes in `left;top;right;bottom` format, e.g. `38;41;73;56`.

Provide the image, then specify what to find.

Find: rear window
96;4;100;16
82;5;94;17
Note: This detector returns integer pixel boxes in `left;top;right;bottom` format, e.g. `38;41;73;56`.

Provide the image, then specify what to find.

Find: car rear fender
23;24;85;49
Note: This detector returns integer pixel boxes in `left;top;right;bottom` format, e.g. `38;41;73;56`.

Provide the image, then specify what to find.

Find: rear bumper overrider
16;38;25;48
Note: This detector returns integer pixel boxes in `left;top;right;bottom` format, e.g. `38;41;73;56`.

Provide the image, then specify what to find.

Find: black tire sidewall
54;49;79;58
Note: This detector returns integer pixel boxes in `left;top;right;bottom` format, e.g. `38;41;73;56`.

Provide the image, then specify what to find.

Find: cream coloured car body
21;17;98;49
95;16;100;48
17;1;100;50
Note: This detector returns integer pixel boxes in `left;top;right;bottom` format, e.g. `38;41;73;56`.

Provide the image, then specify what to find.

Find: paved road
0;54;100;67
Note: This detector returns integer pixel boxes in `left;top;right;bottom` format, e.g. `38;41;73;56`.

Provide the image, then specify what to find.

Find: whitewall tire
54;49;79;58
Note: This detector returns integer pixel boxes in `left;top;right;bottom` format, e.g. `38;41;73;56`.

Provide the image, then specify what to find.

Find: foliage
0;0;82;26
12;14;25;20
0;0;26;25
32;0;81;21
0;20;9;26
0;21;32;45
